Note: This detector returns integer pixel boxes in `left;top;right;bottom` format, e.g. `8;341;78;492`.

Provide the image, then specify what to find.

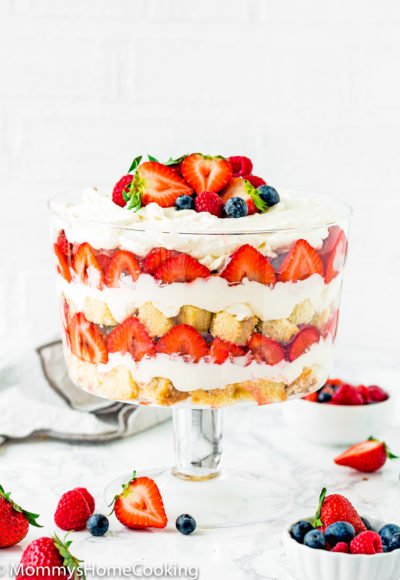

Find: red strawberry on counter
313;488;367;534
0;484;41;548
156;324;208;362
334;437;398;473
111;472;167;529
278;239;324;282
68;312;108;364
16;535;83;579
182;153;232;194
221;244;276;285
107;317;155;361
54;487;95;531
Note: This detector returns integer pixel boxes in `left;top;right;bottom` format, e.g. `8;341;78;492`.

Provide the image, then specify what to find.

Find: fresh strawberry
112;472;167;529
330;542;350;553
136;161;193;207
220;177;257;214
182;153;232;194
17;535;83;580
154;253;210;283
302;392;318;402
195;190;224;217
334;437;398;473
73;242;104;288
350;531;383;555
248;334;285;365
112;174;134;207
324;228;348;283
142;247;180;275
313;488;367;534
331;383;364;405
156;324;208;362
68;312;108;364
54;244;72;283
228;156;253;177
54;488;94;531
209;337;245;364
367;385;389;403
287;326;320;361
107;317;155;361
0;484;41;548
105;250;141;287
278;239;324;282
356;385;371;404
221;244;276;285
244;175;266;188
56;230;71;257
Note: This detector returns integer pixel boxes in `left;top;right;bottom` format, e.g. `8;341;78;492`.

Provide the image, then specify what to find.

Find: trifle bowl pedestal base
104;407;292;528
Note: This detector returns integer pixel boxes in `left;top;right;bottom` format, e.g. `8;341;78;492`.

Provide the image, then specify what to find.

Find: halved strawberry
105;250;141;287
68;312;108;364
54;244;72;282
113;473;167;529
96;252;112;274
142;247;180;275
334;437;397;473
156;324;208;362
154;253;210;284
107;317;155;361
73;242;104;288
278;239;324;282
220;177;257;214
248;334;285;365
136;162;193;207
182;153;232;194
324;229;347;283
221;244;276;286
287;326;320;362
56;230;71;257
209;337;245;364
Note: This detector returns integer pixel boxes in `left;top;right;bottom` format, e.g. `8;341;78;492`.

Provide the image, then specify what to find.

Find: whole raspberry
195;191;224;217
330;541;350;553
350;531;383;555
112;174;134;207
54;488;95;531
244;175;266;188
228;156;253;177
73;487;95;513
367;385;389;403
331;384;364;406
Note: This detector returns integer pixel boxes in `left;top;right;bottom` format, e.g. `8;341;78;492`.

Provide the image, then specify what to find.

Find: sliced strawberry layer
156;324;208;362
182;154;232;194
54;243;72;282
105;250;141;287
137;162;193;207
107;317;155;361
209;337;245;364
323;309;339;339
68;312;108;363
96;252;112;274
248;334;285;365
154;253;210;284
143;247;180;275
73;242;104;288
324;229;347;283
114;476;167;529
56;230;71;257
287;326;320;362
221;244;276;285
278;239;324;282
220;177;257;214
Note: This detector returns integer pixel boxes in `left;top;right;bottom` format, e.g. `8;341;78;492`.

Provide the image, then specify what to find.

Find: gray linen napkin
0;341;169;445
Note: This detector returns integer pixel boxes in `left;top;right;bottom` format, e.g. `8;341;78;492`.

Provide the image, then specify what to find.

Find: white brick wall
1;0;399;360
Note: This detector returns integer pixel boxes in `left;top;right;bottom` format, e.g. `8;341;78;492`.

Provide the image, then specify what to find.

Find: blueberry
224;197;248;218
175;195;195;211
325;521;355;547
257;185;280;207
303;529;326;550
290;520;314;543
379;523;400;546
176;514;196;535
317;390;332;403
361;517;373;531
388;534;400;551
87;514;109;536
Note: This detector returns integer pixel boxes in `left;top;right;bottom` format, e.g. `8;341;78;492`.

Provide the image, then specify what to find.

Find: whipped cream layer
51;188;347;265
58;273;342;322
96;338;333;392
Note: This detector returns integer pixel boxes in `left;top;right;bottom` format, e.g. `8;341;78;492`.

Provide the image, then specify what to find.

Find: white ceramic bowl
284;516;400;580
283;397;394;446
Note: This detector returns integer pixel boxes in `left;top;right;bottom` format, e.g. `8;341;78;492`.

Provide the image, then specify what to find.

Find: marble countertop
0;354;399;580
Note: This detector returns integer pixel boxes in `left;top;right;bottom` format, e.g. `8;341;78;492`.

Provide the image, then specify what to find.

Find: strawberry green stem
368;436;399;460
0;484;42;527
53;534;85;580
313;487;327;528
108;470;137;514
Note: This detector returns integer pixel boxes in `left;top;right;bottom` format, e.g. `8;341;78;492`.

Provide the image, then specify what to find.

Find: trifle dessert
50;153;350;408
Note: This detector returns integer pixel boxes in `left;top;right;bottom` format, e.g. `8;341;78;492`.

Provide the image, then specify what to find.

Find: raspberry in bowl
49;153;351;526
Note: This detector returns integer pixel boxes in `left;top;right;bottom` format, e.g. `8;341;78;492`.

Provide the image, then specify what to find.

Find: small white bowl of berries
283;378;394;446
284;488;400;580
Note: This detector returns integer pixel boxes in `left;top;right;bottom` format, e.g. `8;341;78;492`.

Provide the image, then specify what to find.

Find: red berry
330;541;350;553
56;230;71;257
221;244;276;285
314;488;367;535
73;242;104;288
68;312;108;364
182;154;232;194
334;438;396;473
73;488;95;513
244;175;266;188
0;486;41;548
287;326;321;362
113;174;134;207
350;531;383;555
278;239;324;283
54;488;94;531
156;324;209;362
154;253;210;284
228;156;253;177
331;384;364;406
195;191;224;217
248;334;285;365
107;317;155;362
113;474;167;529
17;536;82;580
138;162;193;207
367;385;389;403
209;337;245;364
143;248;180;275
105;250;141;287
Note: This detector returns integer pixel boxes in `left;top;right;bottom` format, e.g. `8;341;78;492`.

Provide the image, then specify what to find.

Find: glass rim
48;190;353;236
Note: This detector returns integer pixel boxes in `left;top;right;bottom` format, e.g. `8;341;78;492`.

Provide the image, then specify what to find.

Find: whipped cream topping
51;188;348;262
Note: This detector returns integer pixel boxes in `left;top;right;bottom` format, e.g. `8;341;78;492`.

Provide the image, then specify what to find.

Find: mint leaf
127;155;142;174
245;180;269;212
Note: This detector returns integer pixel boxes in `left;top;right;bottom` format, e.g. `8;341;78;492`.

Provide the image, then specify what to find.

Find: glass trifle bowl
49;186;351;527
